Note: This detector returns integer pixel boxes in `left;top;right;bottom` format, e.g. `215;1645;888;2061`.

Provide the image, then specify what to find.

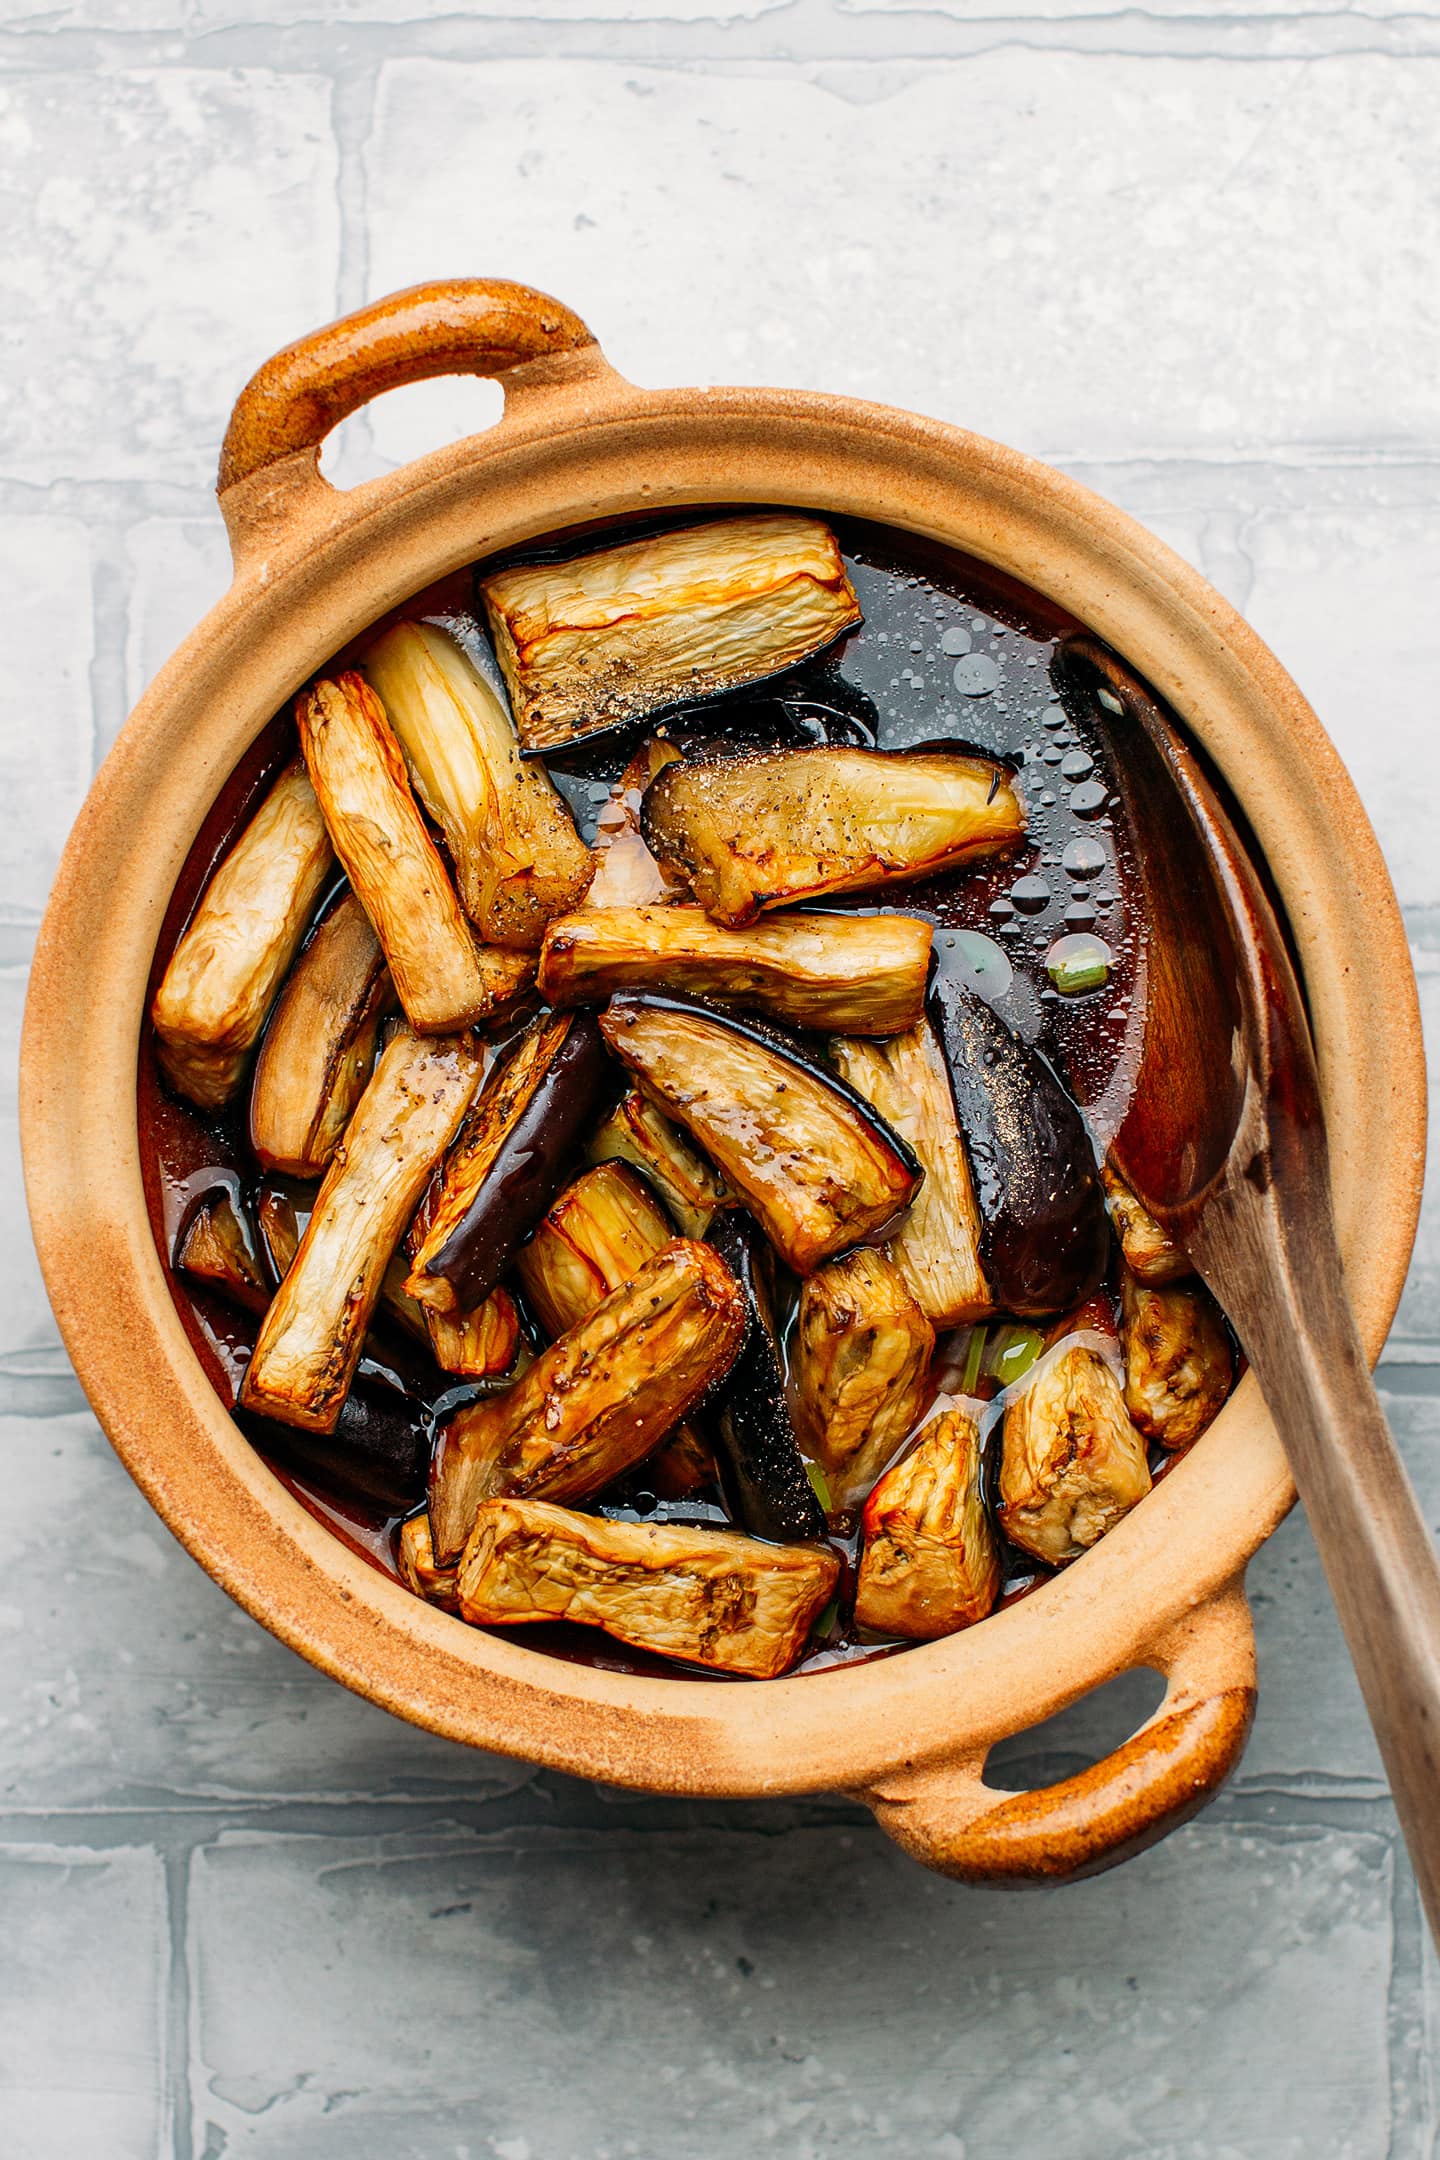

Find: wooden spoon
1058;636;1440;1938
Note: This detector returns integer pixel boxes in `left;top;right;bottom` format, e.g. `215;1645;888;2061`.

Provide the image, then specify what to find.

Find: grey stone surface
2;3;1438;2156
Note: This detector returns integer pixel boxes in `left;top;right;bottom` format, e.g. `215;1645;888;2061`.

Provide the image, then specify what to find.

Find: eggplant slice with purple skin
456;1496;840;1680
586;1087;731;1240
539;904;933;1037
405;1009;608;1316
641;745;1024;928
929;974;1110;1318
598;991;921;1276
706;1212;827;1544
238;1385;431;1516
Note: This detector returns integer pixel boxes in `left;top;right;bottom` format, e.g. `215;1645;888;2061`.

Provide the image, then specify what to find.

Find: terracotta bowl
20;279;1426;1885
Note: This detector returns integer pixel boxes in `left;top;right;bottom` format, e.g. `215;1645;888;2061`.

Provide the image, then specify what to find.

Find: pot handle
217;278;608;545
857;1577;1256;1885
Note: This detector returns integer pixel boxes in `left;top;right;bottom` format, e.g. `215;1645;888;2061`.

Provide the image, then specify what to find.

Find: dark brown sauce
137;510;1194;1683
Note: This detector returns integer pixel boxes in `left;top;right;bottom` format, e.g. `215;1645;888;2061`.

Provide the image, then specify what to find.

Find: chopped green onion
1046;932;1113;996
988;1323;1044;1388
805;1459;833;1512
959;1324;987;1397
812;1596;840;1641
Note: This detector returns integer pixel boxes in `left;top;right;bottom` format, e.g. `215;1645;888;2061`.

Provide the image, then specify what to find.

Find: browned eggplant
176;1188;269;1315
641;746;1024;927
297;671;534;1031
930;976;1109;1317
587;1087;730;1239
1102;1162;1189;1285
429;1239;746;1563
832;1020;991;1326
456;1497;839;1678
404;1010;607;1315
397;1513;460;1610
794;1249;935;1510
479;514;863;754
706;1213;826;1543
854;1406;999;1640
998;1313;1151;1565
257;1182;436;1355
515;1160;673;1339
423;1290;524;1381
598;993;921;1276
539;905;932;1036
1120;1268;1234;1450
515;1163;715;1497
151;761;335;1109
248;890;391;1178
585;738;687;908
241;1030;482;1433
364;620;592;948
238;1385;430;1515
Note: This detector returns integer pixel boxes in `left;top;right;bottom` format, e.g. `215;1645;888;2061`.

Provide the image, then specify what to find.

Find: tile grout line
162;1843;196;2160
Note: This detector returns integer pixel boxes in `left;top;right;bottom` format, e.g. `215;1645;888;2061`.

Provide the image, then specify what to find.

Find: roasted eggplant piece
456;1497;839;1679
1102;1162;1189;1285
479;514;863;754
257;1181;438;1355
429;1239;746;1563
364;620;592;948
1120;1268;1234;1450
832;1020;991;1327
297;671;534;1031
540;905;932;1037
707;1213;826;1543
151;761;334;1109
930;976;1109;1317
240;1029;481;1433
239;1385;430;1514
794;1249;935;1510
998;1318;1151;1565
176;1188;269;1315
599;993;921;1276
423;1290;523;1381
515;1162;715;1493
587;1087;730;1239
641;746;1024;927
404;1010;607;1315
248;890;391;1178
515;1160;673;1339
397;1513;460;1610
854;1406;999;1640
586;738;687;907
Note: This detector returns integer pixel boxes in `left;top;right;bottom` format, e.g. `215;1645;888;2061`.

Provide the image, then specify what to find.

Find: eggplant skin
707;1213;827;1544
641;746;1024;928
405;1010;607;1315
598;992;921;1277
152;761;335;1109
397;1514;461;1610
363;620;592;949
248;890;391;1178
456;1497;840;1679
241;1029;482;1435
239;1384;430;1515
832;1021;991;1327
855;1406;999;1640
794;1249;935;1512
297;671;532;1032
1120;1269;1234;1450
930;977;1109;1318
516;1160;673;1339
1102;1163;1189;1285
429;1239;747;1564
479;514;863;755
176;1188;270;1316
998;1333;1151;1565
540;905;932;1037
587;1088;730;1240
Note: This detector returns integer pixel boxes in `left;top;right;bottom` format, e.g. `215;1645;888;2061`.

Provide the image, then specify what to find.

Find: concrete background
4;2;1439;2154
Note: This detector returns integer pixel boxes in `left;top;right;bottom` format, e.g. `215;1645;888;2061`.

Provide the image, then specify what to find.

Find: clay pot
19;280;1425;1884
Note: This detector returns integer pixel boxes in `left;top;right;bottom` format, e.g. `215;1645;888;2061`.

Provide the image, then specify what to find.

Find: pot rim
20;344;1426;1802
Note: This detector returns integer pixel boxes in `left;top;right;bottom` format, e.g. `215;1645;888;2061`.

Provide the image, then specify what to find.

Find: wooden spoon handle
1194;1193;1440;1942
